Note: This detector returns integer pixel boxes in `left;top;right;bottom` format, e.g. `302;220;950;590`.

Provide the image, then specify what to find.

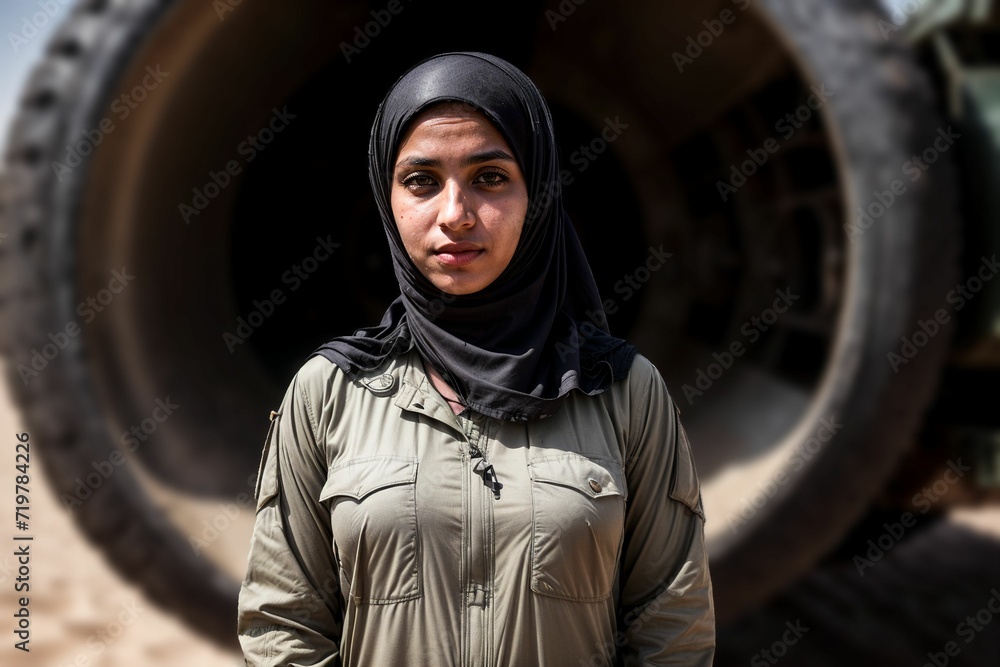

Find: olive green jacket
237;348;714;666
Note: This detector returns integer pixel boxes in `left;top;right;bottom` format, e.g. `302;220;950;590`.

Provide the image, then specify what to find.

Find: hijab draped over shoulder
311;51;636;421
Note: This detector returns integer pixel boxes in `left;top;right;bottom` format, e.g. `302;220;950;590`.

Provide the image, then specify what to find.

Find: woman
237;51;714;666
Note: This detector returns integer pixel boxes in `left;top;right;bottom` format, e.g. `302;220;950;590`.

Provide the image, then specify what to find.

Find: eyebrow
395;149;517;169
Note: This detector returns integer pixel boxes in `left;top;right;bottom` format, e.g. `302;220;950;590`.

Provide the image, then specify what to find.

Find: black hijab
310;51;636;421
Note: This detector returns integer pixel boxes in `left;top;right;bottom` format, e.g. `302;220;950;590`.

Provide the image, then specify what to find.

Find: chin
431;276;490;296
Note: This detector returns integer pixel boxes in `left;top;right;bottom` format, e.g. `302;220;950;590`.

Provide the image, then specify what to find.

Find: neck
425;359;467;416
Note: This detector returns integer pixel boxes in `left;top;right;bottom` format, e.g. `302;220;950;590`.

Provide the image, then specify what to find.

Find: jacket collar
351;349;464;435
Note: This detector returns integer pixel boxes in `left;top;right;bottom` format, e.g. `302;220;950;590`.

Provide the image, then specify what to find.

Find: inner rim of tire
76;0;846;552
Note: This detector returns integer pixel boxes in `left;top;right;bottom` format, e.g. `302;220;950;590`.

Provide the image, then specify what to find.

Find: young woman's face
390;103;529;295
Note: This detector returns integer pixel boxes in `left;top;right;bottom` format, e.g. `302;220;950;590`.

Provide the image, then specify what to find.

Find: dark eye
402;173;436;190
476;170;511;187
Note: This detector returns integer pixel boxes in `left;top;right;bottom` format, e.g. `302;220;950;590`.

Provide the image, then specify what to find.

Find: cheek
501;196;528;250
392;190;433;228
392;214;433;269
390;197;418;244
390;191;407;227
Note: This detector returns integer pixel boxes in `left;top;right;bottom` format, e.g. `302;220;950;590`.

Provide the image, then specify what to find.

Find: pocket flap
530;455;625;500
321;456;418;502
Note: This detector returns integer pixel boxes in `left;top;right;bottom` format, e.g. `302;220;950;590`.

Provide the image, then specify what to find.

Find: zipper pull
470;447;502;500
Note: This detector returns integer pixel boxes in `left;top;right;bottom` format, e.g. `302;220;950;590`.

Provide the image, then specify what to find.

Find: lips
434;243;484;267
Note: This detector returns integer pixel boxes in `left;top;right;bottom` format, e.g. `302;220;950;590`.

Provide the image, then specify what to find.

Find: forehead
396;103;508;154
408;100;488;127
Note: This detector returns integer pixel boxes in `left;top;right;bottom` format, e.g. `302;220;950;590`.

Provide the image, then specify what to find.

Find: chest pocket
320;456;421;604
529;454;626;602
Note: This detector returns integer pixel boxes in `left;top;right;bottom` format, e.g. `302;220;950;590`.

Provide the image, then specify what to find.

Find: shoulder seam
624;356;654;471
295;370;322;448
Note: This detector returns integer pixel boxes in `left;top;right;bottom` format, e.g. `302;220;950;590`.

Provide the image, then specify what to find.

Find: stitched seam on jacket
624;365;653;471
297;374;322;452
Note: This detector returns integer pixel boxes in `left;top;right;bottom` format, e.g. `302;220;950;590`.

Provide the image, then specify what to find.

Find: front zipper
461;414;494;666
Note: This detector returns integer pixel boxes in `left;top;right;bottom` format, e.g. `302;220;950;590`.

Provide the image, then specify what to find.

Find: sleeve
616;357;715;666
237;368;343;666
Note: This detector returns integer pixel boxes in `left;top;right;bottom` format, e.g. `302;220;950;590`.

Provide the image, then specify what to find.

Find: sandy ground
0;360;243;667
1;347;998;666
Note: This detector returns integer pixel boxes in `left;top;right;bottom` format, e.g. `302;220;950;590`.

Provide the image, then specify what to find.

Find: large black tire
0;0;240;647
697;0;960;622
0;0;960;646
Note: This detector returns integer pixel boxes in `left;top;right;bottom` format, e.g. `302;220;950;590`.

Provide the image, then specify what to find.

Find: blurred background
1;0;999;664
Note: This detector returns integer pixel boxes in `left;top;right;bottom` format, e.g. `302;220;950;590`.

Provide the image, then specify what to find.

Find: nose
437;180;474;230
